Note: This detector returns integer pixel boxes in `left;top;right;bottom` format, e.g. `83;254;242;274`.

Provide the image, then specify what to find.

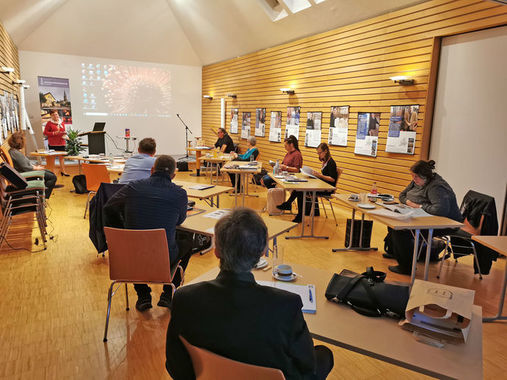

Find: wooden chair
82;163;110;218
102;227;185;342
180;336;285;380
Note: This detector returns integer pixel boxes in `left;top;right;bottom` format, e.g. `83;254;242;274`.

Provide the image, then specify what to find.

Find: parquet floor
0;168;505;379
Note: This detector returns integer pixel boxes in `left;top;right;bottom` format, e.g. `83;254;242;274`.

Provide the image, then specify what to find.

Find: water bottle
371;181;378;195
274;160;280;175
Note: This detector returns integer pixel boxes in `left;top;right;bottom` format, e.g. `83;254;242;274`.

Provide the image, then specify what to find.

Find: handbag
325;267;410;319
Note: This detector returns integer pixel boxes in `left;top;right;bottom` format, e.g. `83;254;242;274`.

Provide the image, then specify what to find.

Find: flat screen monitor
92;122;106;132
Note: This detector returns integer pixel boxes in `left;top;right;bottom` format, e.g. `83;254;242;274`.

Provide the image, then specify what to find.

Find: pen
308;287;313;302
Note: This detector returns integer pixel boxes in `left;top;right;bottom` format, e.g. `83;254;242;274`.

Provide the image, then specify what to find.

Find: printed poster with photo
285;106;300;139
269;111;282;142
255;108;266;137
328;106;349;146
354;112;380;157
386;105;418;154
241;112;251;139
38;76;73;130
230;108;239;134
305;112;322;148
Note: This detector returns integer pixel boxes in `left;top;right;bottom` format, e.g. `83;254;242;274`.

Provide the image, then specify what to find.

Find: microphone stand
176;113;193;160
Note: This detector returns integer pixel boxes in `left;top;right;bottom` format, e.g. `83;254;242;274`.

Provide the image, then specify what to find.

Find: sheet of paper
189;184;215;190
203;209;231;220
257;281;316;313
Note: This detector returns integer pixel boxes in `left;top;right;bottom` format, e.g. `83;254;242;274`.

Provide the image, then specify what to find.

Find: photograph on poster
354;112;380;157
230;108;239;134
328;106;349;146
38;76;73;129
386;105;418;154
255;108;266;137
0;91;21;141
285;106;300;139
269;111;282;142
305;111;322;148
241;112;251;139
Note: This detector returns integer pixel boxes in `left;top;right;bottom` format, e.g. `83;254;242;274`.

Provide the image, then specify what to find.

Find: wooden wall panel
202;0;507;195
0;21;21;150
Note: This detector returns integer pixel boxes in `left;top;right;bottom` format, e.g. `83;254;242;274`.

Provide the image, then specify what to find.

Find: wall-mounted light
280;88;295;95
227;93;237;99
23;84;30;89
1;66;15;74
390;76;415;85
12;79;26;85
203;95;213;100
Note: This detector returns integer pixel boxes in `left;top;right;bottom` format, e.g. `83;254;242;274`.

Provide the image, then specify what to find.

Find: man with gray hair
104;155;192;312
165;208;334;379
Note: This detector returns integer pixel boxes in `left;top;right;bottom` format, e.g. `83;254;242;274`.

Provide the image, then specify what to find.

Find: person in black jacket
214;127;235;153
104;155;192;311
166;208;334;380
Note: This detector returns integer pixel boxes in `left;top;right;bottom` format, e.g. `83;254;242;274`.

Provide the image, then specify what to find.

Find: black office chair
436;190;499;279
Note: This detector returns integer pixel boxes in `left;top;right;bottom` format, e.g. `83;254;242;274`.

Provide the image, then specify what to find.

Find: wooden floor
0;168;505;379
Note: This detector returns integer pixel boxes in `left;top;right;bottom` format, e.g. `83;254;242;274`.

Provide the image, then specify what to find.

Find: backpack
72;174;88;194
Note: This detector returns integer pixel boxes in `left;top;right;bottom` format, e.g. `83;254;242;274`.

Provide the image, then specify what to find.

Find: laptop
92;122;106;132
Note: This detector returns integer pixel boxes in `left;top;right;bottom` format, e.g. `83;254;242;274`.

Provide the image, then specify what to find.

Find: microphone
177;113;180;117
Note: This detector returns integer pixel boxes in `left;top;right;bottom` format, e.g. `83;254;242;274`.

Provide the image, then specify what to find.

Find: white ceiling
0;0;428;66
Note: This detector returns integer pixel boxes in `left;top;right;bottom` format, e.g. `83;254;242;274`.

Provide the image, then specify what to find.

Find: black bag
345;219;373;248
177;161;189;172
325;267;410;319
72;175;88;194
252;168;268;185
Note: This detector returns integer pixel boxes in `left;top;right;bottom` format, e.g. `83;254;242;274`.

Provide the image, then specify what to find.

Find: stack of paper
257;281;316;313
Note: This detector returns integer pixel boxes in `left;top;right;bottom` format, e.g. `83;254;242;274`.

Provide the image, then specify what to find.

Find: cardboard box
400;280;475;344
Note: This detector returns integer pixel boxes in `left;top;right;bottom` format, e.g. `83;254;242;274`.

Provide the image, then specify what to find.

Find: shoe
291;216;302;223
276;202;291;211
135;297;152;312
60;172;70;177
157;292;173;309
54;184;64;189
382;253;395;259
388;265;411;275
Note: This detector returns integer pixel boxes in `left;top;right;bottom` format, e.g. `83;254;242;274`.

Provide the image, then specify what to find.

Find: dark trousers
134;232;194;299
389;227;458;271
44;169;57;199
293;191;330;219
228;173;241;192
262;175;276;189
314;345;334;380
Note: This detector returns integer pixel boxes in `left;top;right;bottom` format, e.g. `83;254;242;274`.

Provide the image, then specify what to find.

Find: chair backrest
252;148;259;161
0;146;14;167
460;190;498;236
104;227;172;283
82;163;111;192
180;336;285;380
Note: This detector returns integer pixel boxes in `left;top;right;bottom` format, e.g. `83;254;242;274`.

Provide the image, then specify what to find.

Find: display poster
328;106;349;146
255;108;266;137
0;91;20;141
38;76;73;130
305;111;322;148
230;108;239;134
269;111;282;142
354;112;380;157
386;105;418;154
241;112;251;139
285;106;300;139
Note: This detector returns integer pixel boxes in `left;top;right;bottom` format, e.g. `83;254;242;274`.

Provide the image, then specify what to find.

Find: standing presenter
43;109;69;176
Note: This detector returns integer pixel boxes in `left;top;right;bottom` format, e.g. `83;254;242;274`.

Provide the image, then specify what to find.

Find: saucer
358;203;376;209
254;258;268;269
273;272;297;282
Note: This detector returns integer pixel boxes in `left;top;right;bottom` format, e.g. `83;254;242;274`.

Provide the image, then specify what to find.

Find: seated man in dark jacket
104;155;192;311
166;208;334;380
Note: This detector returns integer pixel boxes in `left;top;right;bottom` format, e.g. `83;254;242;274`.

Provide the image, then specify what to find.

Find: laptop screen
93;122;106;132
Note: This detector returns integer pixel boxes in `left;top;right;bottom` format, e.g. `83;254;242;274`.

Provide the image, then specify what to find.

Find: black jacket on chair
166;270;317;380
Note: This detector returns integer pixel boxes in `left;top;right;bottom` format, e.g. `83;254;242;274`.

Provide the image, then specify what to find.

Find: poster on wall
269;111;282;142
285;106;300;139
37;76;73;130
354;112;380;157
255;108;266;137
230;108;239;134
305;112;322;148
328;106;349;146
241;112;251;139
386;105;419;154
0;92;8;141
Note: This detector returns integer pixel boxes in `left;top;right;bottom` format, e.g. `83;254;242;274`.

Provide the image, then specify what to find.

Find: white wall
430;26;507;224
19;50;202;156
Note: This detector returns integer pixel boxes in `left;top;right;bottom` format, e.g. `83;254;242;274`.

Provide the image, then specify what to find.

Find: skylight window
281;0;311;14
257;0;325;21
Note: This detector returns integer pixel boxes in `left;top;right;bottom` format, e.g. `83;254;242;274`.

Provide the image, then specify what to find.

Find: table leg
410;229;420;286
333;208;378;252
234;173;238;208
45;156;56;173
286;191;329;239
423;229;434;281
190;151;202;176
241;173;246;207
483;258;507;322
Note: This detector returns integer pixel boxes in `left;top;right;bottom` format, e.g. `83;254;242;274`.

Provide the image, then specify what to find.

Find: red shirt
44;121;66;146
282;149;303;170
